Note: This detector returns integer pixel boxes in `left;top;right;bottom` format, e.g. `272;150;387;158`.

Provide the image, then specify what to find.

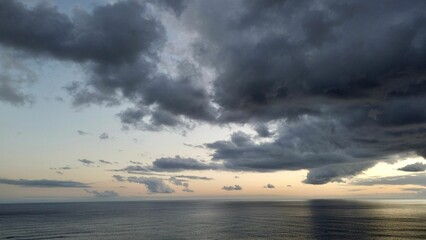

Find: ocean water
1;200;426;239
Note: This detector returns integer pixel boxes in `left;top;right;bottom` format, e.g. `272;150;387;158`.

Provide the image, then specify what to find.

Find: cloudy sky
1;0;426;202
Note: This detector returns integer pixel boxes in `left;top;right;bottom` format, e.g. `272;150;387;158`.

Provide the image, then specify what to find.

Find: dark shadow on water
308;200;378;240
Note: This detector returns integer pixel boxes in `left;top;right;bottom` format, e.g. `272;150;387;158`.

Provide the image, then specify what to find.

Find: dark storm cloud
222;185;242;191
254;124;271;138
2;0;426;186
353;174;426;186
0;0;159;64
0;0;216;130
263;184;275;189
305;162;376;185
84;189;119;198
398;162;426;172
127;176;174;193
0;178;89;188
176;0;426;183
153;0;187;16
184;0;426;122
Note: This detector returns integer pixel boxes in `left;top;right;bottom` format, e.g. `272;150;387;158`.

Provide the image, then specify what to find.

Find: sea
0;200;425;239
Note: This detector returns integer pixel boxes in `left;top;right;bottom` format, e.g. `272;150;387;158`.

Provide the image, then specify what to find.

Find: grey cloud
305;162;376;185
116;158;218;183
99;160;112;165
180;0;426;183
77;130;89;136
130;161;143;165
0;80;32;106
0;49;35;106
50;166;72;170
255;124;271;138
182;187;194;192
353;174;426;186
0;178;89;188
168;177;187;186
99;132;109;140
174;175;213;180
153;0;187;16
169;176;194;192
263;184;275;189
78;159;95;166
127;176;175;193
112;175;125;182
222;185;242;191
185;0;426;123
0;0;160;64
0;0;216;130
400;187;426;192
398;162;426;172
84;189;119;198
152;156;220;171
3;0;426;185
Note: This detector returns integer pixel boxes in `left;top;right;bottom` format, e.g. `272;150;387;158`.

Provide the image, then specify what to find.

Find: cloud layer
0;178;89;188
1;0;426;185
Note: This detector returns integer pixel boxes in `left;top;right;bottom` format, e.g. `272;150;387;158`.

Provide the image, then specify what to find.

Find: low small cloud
347;188;364;192
400;187;426;192
287;185;292;187
168;177;187;186
84;189;119;198
182;187;194;192
112;175;125;182
116;156;220;174
353;174;426;186
127;176;174;193
77;130;89;136
152;155;221;171
99;132;109;140
398;162;426;172
183;143;204;149
222;185;242;191
78;159;95;166
130;161;143;165
0;178;89;188
50;166;72;171
174;175;213;180
55;171;63;175
169;177;195;193
263;184;275;189
99;160;112;165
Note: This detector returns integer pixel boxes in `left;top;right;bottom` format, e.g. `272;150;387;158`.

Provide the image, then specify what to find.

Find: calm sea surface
0;200;425;239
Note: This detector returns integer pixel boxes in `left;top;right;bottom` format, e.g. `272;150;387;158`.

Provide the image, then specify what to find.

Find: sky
1;0;426;202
